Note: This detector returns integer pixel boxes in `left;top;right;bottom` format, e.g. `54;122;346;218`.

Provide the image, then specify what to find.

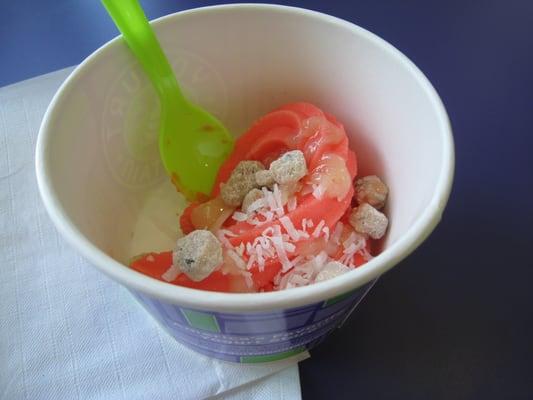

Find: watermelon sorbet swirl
131;103;390;293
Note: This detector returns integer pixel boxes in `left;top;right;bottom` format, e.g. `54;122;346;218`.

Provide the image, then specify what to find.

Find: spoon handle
101;0;186;106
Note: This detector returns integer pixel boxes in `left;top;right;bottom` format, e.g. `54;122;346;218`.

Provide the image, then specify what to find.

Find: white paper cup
36;4;454;363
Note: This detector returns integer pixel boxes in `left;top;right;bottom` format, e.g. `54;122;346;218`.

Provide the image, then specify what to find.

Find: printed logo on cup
103;50;228;189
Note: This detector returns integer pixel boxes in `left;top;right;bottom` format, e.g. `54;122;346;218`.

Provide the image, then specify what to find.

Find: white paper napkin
0;68;305;400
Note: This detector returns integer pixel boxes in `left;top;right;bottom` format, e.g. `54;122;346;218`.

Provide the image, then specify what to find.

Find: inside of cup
44;6;446;267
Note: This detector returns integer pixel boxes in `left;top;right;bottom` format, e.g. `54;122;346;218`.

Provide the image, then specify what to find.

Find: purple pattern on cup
131;279;376;363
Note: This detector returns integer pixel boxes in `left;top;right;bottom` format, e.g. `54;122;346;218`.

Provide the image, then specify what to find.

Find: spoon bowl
102;0;234;200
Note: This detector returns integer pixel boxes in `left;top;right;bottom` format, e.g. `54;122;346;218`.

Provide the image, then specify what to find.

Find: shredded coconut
291;255;305;267
272;226;292;272
284;242;296;253
361;247;374;261
256;245;265;270
242;271;254;288
287;196;297;212
322;226;330;241
275;242;292;272
272;184;285;217
260;237;271;249
227;249;246;270
343;242;358;255
217;229;238;249
232;211;248;222
217;232;231;248
298;229;310;239
273;271;282;286
257;210;274;223
312;184;325;200
219;229;238;237
247;198;266;214
246;254;257;271
287;275;309;287
314;251;329;268
246;242;253;254
262;227;274;237
162;264;180;282
312;220;326;238
277;251;329;290
262;187;277;214
279;216;300;241
241;189;263;214
331;222;344;244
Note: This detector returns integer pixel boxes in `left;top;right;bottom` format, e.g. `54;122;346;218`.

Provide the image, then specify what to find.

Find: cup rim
35;3;454;312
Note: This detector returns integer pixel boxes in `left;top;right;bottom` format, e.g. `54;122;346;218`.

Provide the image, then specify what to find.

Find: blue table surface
2;1;532;398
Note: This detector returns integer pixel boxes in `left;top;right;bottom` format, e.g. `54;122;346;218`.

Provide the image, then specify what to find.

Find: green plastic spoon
102;0;234;200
